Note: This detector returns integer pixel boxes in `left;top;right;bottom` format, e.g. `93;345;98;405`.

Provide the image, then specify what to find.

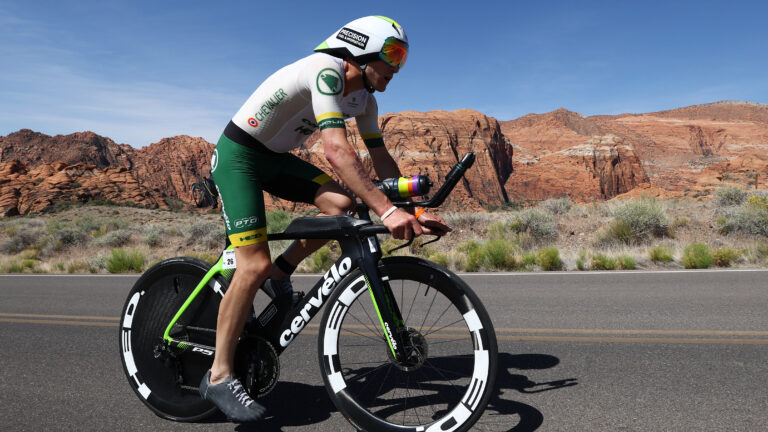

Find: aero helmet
315;16;409;69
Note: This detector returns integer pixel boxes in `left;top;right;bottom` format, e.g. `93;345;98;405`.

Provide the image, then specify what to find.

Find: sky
1;0;766;147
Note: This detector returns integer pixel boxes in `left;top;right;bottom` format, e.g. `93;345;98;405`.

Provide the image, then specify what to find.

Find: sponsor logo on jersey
210;149;219;172
254;88;288;121
248;117;258;128
234;215;259;229
316;68;343;95
336;27;369;49
280;257;353;347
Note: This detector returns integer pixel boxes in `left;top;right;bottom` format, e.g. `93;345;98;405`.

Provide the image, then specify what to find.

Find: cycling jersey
213;53;384;247
231;53;385;152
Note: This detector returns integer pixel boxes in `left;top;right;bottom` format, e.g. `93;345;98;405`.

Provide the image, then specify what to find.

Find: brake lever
386;238;414;254
419;236;441;248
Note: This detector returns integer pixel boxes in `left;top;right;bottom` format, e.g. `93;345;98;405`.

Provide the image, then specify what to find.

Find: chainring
235;336;280;399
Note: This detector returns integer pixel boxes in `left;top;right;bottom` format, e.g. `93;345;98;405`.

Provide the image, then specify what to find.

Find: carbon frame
161;219;409;361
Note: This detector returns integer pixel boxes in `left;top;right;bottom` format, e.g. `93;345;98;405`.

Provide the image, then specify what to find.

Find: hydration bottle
374;175;433;200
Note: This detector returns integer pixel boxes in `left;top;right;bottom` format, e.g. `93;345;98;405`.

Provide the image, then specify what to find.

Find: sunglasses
379;37;409;69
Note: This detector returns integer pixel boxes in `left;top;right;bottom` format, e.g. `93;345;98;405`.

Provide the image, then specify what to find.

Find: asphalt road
1;270;767;431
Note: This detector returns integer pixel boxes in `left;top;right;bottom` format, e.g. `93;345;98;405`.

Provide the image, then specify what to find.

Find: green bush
487;221;508;240
591;254;617;270
649;246;674;263
482;239;516;270
576;250;588;271
428;252;450;268
508;209;557;244
617;254;636;270
535;247;562;271
309;246;335;272
463;247;484;272
758;242;768;260
519;252;536;271
715;186;747;207
682;243;713;269
712;248;740;267
106;248;146;273
610;198;670;244
266;210;293;234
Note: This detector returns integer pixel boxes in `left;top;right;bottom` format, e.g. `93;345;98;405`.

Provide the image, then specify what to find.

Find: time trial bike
119;152;498;432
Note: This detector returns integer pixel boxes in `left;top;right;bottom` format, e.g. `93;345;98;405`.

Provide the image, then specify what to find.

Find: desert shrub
540;197;572;215
758;242;768;260
715;186;748;207
747;194;768;211
616;254;636;270
427;252;450;268
95;229;133;247
309;246;336;272
266;210;293;234
52;227;88;250
535;247;562;271
0;225;47;254
487;221;508;240
682;243;712;269
185;252;218;265
185;222;224;248
508;209;557;244
717;205;768;236
67;260;90;274
591;254;617;270
649;246;674;263
519;252;536;270
482;239;516;270
143;230;163;247
712;248;741;267
610;198;670;244
106;248;146;273
576;250;588;270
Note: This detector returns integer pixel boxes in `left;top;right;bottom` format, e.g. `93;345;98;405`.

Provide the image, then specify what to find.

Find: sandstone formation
1;101;767;218
286;109;513;211
0;160;164;217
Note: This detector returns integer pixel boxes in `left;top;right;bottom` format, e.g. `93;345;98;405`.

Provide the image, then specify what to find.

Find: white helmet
314;16;409;69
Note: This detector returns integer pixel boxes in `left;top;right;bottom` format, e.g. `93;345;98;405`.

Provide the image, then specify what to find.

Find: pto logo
316;68;342;95
248;117;259;128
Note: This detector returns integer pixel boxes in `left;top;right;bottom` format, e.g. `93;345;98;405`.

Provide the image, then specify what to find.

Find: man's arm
321;128;422;240
368;146;401;180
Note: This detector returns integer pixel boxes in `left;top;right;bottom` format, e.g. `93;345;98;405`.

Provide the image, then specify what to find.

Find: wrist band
414;207;426;219
380;206;398;221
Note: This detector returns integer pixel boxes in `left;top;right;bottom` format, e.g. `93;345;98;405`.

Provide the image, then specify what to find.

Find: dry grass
1;197;767;273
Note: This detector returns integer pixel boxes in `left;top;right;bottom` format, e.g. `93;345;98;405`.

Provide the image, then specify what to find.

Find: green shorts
211;122;332;247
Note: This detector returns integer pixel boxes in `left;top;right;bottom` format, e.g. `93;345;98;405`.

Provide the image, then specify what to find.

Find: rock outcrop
1;101;767;217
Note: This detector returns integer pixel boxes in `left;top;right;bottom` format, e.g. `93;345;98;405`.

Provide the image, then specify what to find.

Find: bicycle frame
162;217;410;361
162;152;477;362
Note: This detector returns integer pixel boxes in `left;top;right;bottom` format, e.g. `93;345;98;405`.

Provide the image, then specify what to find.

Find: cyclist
199;16;452;422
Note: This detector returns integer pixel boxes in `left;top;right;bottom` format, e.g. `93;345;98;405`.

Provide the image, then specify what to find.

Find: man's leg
210;241;271;383
270;181;355;279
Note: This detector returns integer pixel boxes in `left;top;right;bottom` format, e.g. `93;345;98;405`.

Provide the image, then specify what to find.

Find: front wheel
318;257;498;432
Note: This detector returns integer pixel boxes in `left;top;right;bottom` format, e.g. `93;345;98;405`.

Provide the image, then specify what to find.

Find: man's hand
416;212;452;236
382;208;423;241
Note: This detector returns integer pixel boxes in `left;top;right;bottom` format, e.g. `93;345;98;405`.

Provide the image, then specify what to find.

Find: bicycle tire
119;257;228;422
318;256;498;432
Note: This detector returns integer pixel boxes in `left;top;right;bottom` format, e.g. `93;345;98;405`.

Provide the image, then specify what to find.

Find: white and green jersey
231;53;384;152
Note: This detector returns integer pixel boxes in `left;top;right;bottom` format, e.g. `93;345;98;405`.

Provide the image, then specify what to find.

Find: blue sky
1;0;766;147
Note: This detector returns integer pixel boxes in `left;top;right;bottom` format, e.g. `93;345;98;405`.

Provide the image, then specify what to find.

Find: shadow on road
233;353;577;432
